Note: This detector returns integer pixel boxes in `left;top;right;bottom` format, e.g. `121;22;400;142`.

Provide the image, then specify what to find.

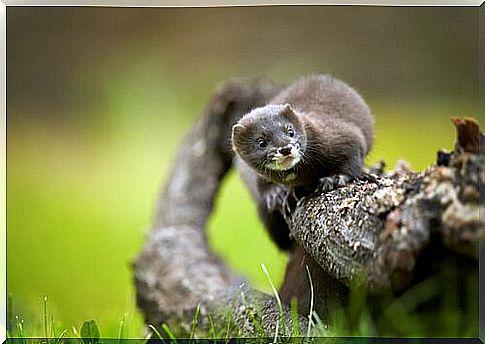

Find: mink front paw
315;174;353;193
356;171;379;184
264;185;300;222
265;185;290;212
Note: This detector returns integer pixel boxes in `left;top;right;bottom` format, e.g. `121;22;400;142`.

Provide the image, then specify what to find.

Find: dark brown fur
232;74;374;250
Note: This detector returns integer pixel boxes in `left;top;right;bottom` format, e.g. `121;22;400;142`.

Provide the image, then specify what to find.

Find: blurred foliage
6;6;479;337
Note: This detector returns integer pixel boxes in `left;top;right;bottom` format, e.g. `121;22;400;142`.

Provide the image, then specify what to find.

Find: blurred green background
7;6;479;337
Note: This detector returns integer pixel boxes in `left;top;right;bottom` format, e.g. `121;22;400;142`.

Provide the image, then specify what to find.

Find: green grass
261;263;287;337
8;261;477;340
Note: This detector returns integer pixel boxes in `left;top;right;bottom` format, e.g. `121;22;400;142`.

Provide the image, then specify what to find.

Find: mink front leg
257;183;296;250
316;171;379;193
314;153;378;193
316;174;354;193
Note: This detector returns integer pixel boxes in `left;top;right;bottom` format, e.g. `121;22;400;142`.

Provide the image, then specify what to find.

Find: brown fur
232;74;374;250
271;74;373;155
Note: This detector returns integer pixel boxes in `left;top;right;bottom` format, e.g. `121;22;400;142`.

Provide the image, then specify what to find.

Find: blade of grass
261;263;287;337
15;316;23;337
189;303;201;340
51;315;56;338
224;309;233;343
305;265;315;337
273;318;279;343
55;329;67;344
347;274;368;334
44;296;49;341
7;294;13;338
290;298;300;337
72;325;81;338
147;324;166;344
161;323;176;342
117;314;126;341
15;316;26;344
312;311;330;337
207;313;216;339
71;326;85;344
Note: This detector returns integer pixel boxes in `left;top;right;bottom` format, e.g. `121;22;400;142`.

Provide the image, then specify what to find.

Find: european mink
231;75;374;249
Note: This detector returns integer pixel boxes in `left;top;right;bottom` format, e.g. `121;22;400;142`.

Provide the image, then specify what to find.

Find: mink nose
278;146;292;156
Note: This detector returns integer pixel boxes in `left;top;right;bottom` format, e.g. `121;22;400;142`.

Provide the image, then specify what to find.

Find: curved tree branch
133;78;482;337
133;79;307;337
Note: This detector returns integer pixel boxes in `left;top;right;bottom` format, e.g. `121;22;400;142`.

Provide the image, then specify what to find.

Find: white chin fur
266;154;301;171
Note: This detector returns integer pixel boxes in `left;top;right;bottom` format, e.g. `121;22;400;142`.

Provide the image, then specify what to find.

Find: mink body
232;74;374;249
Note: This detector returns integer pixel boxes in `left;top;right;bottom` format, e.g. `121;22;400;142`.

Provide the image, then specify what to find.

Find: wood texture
133;79;482;337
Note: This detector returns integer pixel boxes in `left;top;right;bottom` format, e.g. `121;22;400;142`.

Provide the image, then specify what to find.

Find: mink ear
232;124;246;139
281;103;297;120
283;103;293;112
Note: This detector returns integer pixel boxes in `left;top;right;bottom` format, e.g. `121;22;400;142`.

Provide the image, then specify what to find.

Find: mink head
232;103;307;176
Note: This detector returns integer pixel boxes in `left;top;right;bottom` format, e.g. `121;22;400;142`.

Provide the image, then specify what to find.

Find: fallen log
133;79;482;338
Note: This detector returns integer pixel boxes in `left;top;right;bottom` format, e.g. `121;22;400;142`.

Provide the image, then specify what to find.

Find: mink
232;74;374;249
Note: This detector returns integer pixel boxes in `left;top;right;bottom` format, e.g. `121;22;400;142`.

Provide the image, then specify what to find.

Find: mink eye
258;139;267;148
288;127;295;137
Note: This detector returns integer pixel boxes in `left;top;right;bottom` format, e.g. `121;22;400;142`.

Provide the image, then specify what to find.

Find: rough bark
133;78;482;337
279;118;482;318
285;118;482;299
